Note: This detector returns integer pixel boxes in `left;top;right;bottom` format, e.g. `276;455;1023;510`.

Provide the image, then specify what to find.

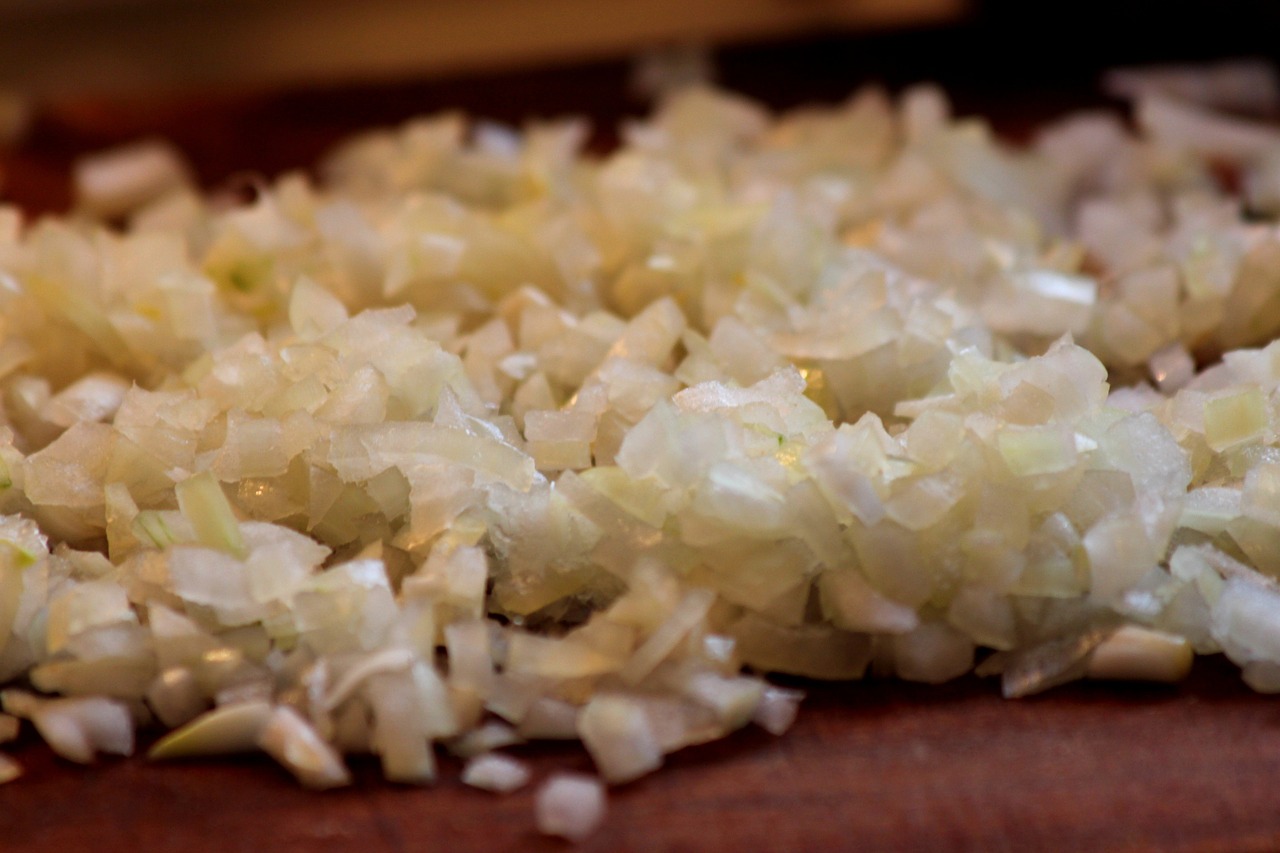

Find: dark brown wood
1;658;1277;853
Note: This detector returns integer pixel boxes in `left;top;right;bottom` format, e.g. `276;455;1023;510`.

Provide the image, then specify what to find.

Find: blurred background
2;0;1279;210
2;0;1278;98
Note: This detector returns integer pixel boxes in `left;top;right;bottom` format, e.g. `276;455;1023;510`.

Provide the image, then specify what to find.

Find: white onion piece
444;620;495;695
461;752;531;793
257;705;351;789
321;647;415;712
517;697;581;740
43;373;131;428
818;569;919;635
1001;625;1116;699
447;721;522;758
149;699;273;759
535;774;607;842
1211;575;1280;667
618;589;714;684
751;685;804;735
74;140;192;219
1086;625;1193;682
1105;60;1280;113
892;623;975;684
364;669;437;784
145;667;206;728
176;472;246;558
1137;94;1280;160
13;694;135;764
578;693;663;784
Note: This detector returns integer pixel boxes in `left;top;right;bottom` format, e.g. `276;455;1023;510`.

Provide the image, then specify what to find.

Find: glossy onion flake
2;83;1280;831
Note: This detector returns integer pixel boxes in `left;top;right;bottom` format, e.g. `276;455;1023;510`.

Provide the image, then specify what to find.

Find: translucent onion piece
1086;625;1194;683
257;705;351;789
149;700;273;759
461;752;531;793
577;693;664;784
535;774;607;842
9;693;135;764
751;685;804;735
74;140;192;219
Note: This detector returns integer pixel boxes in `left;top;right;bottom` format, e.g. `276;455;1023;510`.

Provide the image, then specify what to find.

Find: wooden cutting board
2;658;1276;852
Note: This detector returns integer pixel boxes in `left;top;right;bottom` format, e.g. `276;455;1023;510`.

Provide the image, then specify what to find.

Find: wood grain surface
2;658;1277;853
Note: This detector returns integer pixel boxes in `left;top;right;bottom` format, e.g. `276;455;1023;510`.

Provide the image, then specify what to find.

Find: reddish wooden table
2;659;1276;853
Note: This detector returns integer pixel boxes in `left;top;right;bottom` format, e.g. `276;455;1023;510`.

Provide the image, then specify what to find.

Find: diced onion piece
1211;575;1280;667
1203;388;1269;453
448;721;522;758
0;753;20;784
1086;625;1193;683
1001;625;1115;699
525;410;596;471
683;673;763;729
819;569;919;634
445;620;495;695
321;647;415;712
506;633;621;679
74;139;191;218
998;425;1078;477
578;693;663;784
364;669;437;784
1242;464;1280;528
1085;515;1158;604
1137;94;1280;160
176;471;246;558
535;774;607;842
461;752;531;793
145;667;207;728
23;695;134;764
43;372;131;428
1148;344;1195;393
517;697;581;740
257;705;351;790
149;700;273;759
891;623;975;684
751;685;804;735
1180;487;1243;536
619;588;715;684
45;579;136;654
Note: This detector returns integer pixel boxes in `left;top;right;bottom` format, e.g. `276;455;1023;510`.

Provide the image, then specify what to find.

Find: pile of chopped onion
4;80;1280;837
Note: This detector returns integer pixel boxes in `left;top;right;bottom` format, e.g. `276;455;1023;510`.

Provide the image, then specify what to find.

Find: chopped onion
5;75;1280;837
149;700;273;759
535;774;607;842
577;693;663;784
3;691;134;764
1086;625;1194;682
751;685;804;735
257;705;351;790
460;752;531;793
73;140;192;219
